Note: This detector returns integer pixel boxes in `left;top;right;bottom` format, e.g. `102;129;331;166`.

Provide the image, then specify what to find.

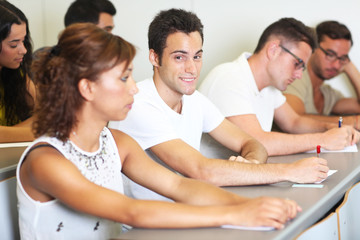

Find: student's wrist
345;115;359;130
279;163;293;182
325;122;337;130
355;115;359;130
342;61;354;75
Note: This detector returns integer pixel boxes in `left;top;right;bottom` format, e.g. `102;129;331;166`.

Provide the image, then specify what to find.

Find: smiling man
110;10;336;201
284;21;360;129
199;18;359;156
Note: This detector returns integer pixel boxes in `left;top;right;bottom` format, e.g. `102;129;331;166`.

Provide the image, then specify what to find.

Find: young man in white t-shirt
284;21;360;128
200;18;359;156
110;9;330;201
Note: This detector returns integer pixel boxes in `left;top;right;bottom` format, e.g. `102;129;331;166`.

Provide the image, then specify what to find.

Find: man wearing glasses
284;21;360;129
199;18;359;156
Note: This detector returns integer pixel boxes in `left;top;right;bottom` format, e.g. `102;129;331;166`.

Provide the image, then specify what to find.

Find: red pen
316;145;321;158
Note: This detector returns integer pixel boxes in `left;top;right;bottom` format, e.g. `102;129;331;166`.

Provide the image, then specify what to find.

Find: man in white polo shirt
199;18;359;156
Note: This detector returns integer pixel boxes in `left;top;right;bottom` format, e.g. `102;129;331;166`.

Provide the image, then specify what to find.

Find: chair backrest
0;177;19;240
336;181;360;240
295;212;339;240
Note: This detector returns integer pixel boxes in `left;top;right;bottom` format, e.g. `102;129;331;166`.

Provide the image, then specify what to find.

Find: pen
316;145;321;158
339;116;343;128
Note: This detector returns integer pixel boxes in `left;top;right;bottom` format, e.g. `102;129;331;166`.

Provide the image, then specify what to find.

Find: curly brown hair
32;23;136;141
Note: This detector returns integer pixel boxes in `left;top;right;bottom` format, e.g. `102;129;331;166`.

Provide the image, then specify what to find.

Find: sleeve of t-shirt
283;78;308;102
209;81;255;117
274;88;286;109
331;86;344;101
197;92;225;133
109;98;178;150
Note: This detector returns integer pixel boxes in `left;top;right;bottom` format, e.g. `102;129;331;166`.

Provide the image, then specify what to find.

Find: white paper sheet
315;169;337;183
292;184;324;188
306;144;358;153
221;225;274;231
292;169;337;188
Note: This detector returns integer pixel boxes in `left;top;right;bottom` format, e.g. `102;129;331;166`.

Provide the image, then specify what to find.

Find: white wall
9;0;360;97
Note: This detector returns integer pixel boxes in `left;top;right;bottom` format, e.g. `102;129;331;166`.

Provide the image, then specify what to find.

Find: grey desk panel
118;150;360;240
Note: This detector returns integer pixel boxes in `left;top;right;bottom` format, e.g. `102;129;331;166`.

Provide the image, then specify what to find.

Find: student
109;9;329;202
17;23;299;239
33;0;116;69
0;1;35;142
199;18;359;156
284;21;360;128
64;0;116;32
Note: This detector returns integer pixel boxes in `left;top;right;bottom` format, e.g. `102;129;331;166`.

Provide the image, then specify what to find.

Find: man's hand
286;157;329;183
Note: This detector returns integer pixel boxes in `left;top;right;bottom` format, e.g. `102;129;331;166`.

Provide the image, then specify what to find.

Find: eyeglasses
318;46;350;65
279;45;306;71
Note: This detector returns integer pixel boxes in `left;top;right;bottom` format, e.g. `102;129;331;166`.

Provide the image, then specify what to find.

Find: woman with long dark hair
0;1;35;142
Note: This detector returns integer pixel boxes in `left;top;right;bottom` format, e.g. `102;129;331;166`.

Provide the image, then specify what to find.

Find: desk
117;149;360;240
0;146;27;181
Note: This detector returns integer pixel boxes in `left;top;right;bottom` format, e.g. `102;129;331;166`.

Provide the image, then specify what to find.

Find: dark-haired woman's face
0;22;27;70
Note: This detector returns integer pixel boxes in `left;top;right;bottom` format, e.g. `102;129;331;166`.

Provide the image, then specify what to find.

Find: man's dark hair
64;0;116;27
148;8;204;65
254;18;317;54
316;20;353;46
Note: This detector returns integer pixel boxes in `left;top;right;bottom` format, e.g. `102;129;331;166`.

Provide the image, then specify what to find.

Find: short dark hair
64;0;116;27
32;23;135;141
254;18;317;54
148;8;203;65
316;20;353;46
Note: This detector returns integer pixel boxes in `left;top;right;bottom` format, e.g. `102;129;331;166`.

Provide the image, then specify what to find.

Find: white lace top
16;127;124;240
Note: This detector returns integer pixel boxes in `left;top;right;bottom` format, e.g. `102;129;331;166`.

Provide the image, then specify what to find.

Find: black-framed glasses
279;45;306;71
318;46;350;65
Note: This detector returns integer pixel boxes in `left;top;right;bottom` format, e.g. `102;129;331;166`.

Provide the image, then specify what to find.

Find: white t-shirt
283;69;344;115
109;78;224;201
199;52;286;132
17;127;123;240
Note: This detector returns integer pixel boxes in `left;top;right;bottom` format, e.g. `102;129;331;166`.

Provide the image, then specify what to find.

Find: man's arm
330;62;360;115
208;119;268;163
344;61;360;102
149;135;329;186
284;93;360;128
226;103;353;156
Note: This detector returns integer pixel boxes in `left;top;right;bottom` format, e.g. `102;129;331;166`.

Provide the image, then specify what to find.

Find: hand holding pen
339;116;343;128
317;145;321;158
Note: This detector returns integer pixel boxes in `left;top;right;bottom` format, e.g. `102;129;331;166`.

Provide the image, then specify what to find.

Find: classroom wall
8;0;360;97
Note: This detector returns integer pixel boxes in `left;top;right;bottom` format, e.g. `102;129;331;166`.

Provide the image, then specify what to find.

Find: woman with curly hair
0;1;35;142
16;23;299;239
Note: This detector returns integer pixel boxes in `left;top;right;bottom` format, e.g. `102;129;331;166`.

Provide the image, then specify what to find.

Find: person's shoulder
135;78;155;96
186;90;205;101
108;126;142;151
23;141;67;173
136;78;152;86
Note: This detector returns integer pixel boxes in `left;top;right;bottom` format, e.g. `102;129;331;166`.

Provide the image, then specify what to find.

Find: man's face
153;31;203;99
97;12;114;32
310;35;352;80
269;41;312;91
